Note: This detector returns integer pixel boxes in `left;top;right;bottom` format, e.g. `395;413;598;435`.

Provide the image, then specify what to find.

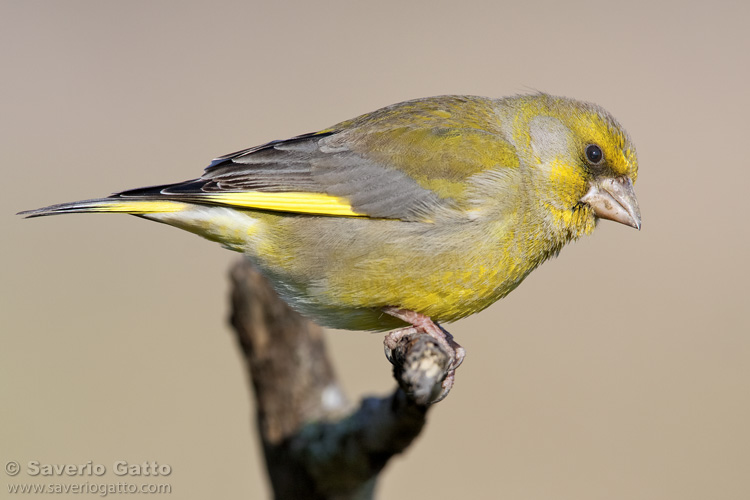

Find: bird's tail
18;197;189;218
18;192;259;252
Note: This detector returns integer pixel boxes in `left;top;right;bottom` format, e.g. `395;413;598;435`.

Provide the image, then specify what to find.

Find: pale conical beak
580;176;641;230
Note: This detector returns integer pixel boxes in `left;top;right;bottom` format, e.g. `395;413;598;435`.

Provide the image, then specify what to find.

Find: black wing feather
113;130;446;221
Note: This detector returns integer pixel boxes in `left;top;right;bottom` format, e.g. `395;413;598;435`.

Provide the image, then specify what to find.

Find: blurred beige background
2;1;748;499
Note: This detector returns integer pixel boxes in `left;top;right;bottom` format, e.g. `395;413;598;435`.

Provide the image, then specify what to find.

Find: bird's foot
382;307;465;402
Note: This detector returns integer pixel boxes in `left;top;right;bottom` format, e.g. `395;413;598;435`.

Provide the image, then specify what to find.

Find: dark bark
229;258;453;499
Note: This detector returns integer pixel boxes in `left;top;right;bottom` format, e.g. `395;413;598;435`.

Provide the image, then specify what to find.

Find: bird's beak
580;176;641;230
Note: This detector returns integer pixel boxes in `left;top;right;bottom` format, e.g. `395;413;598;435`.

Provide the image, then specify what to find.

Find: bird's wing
119;97;518;222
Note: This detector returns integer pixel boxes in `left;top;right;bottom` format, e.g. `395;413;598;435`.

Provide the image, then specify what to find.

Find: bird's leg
382;307;466;401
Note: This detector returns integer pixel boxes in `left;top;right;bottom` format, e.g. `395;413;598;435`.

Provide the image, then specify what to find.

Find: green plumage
20;94;640;331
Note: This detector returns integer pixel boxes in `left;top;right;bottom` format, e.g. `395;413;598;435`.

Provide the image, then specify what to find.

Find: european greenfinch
21;94;640;398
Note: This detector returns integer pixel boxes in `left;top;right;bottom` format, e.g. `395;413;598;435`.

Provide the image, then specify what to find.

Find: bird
20;93;641;400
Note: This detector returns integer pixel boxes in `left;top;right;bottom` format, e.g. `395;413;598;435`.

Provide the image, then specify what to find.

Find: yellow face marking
201;192;363;217
546;156;588;207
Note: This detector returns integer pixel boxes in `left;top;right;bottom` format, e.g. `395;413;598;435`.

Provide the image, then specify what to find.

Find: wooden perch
229;258;454;500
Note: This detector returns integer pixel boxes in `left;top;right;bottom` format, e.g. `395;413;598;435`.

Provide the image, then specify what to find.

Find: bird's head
507;94;641;233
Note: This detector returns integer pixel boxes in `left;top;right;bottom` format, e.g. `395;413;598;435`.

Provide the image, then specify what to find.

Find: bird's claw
382;307;465;403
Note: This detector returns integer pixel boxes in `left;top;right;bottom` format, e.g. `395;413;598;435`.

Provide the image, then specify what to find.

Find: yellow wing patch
200;192;363;217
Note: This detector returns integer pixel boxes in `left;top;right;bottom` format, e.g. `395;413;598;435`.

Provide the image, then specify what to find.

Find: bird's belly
246;213;542;330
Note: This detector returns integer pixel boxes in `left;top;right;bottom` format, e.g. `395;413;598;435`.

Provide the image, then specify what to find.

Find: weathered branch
229;258;453;499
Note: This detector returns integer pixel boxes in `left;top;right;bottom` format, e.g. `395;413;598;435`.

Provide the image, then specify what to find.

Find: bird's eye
585;144;604;165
